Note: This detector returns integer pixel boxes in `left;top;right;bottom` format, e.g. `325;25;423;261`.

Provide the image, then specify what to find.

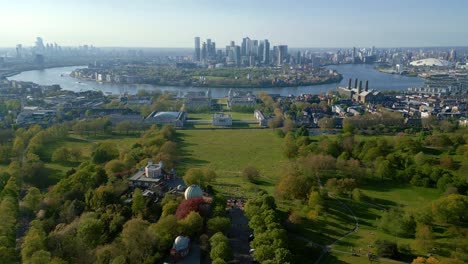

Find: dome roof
410;58;452;67
184;185;203;200
173;236;190;251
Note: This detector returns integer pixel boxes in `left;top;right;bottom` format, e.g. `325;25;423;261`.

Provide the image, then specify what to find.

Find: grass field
320;183;442;263
38;133;141;183
177;129;287;197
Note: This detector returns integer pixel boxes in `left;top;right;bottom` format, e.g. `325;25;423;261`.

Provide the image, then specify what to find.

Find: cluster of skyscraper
194;37;288;67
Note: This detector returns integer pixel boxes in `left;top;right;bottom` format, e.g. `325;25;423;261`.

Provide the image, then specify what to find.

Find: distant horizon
1;0;466;48
2;45;468;50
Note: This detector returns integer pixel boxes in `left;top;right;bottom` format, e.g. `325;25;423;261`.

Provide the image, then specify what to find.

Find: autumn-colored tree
415;224;434;253
175;198;204;220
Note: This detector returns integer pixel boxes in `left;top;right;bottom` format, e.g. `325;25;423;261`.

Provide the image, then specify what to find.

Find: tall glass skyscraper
194;37;201;62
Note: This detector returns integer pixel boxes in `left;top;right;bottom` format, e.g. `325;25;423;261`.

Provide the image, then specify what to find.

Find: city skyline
0;0;467;48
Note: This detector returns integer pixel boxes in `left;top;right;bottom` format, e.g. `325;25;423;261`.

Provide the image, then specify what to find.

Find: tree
179;211;203;237
175;198;204;220
352;188;366;202
207;217;231;235
132;188;145;217
209;232;231;261
161;200;180;217
318;117;335;130
375;239;399;259
149;216;180;251
415;224;434;253
212;258;227;264
121;219;155;264
183;168;216;188
209;232;229;245
210;243;232;261
21;220;47;263
431;194;468;224
275;173;312;200
92;143;119;164
105;159;127;178
274;248;292;264
51;147;71;164
283;133;298;159
376;159;392;181
77;215;105;249
307;191;323;208
28;250;52;264
22;187;42;213
242;166;260;183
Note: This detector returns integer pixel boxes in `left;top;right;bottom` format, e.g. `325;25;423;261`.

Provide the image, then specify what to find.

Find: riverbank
70;73;343;89
1;63;87;78
69;65;343;89
374;65;418;77
9;64;425;97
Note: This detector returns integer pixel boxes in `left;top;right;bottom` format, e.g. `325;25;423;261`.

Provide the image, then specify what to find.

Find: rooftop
410;58;452;67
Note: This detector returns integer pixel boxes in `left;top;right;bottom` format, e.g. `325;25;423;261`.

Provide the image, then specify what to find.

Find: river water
9;64;424;98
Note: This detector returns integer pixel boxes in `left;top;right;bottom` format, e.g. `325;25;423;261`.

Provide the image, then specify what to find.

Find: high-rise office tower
352;47;356;64
262;39;270;65
277;45;288;66
245;38;252;56
201;42;207;61
194;37;201;62
16;44;23;58
252;40;259;56
258;42;264;63
449;49;457;61
35;37;45;53
241;37;248;56
210;42;216;58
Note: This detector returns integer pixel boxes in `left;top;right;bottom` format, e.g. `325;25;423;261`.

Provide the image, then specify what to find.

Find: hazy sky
0;0;466;48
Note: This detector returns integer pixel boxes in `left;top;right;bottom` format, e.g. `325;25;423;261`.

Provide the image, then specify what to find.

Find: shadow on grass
251;179;274;187
422;147;443;155
321;254;350;264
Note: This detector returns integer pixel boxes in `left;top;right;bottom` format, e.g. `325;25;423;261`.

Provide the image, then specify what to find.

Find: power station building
337;78;386;104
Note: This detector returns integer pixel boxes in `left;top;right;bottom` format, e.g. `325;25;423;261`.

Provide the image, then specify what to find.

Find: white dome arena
184;185;203;200
410;58;452;67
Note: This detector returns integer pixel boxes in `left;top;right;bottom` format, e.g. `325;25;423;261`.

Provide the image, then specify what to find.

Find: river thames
9;64;424;98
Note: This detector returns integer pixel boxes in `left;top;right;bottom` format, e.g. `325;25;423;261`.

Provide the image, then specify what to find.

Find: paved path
227;206;252;264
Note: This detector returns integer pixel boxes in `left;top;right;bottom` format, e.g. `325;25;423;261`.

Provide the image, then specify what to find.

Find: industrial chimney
365;80;369;92
348;78;352;89
358;80;362;93
354;78;358;88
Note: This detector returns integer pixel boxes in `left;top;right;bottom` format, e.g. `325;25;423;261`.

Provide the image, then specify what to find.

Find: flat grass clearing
178;129;287;196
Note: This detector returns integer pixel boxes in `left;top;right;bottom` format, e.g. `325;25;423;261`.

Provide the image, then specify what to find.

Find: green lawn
326;184;442;262
38;133;141;183
177;129;287;197
288;181;443;263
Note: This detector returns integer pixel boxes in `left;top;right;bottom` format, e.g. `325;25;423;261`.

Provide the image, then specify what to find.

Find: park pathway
227;205;252;264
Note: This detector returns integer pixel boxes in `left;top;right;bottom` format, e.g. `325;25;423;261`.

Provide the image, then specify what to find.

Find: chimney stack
354;78;358;88
365;80;369;92
348;78;352;89
358;80;362;93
